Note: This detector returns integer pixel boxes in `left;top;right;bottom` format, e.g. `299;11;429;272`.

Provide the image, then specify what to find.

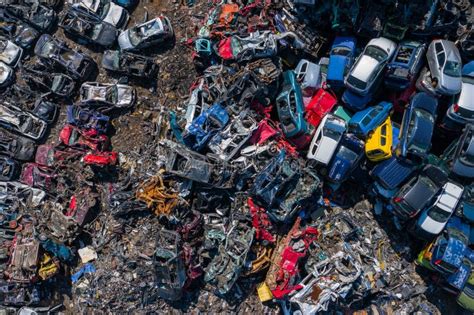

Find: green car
457;272;474;311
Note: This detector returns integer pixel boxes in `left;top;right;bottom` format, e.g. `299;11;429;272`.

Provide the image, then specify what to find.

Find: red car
305;87;337;127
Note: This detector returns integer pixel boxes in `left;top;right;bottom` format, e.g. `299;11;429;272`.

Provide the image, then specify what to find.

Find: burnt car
0;131;36;160
5;4;56;32
0;12;40;49
0;156;19;180
154;230;186;301
59;124;109;151
59;7;118;48
21;63;76;98
79;81;136;109
101;50;158;79
34;34;96;81
5;239;40;283
0;102;47;141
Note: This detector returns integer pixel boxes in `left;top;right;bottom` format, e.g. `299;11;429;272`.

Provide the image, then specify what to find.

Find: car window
365;46;388;62
332;47;351;56
435;42;443;54
347;75;367;90
338;146;358;161
381;135;386;146
444;61;461;77
381;124;387;136
361;115;372;126
437;52;445;66
428;206;451;223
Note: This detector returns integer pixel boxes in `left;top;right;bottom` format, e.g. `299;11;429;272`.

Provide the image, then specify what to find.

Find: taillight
393;197;403;203
453;104;460;113
434;259;442;265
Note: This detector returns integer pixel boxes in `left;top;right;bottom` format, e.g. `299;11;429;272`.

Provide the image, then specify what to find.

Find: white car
416;181;464;238
72;0;129;28
345;37;396;95
118;16;173;51
295;59;321;97
307;114;346;165
0;37;23;67
0;62;14;88
80;82;136;108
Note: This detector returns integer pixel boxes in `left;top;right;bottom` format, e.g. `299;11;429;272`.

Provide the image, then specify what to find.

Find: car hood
419;215;446;235
441;75;462;94
317;136;338;164
327;55;347;82
104;3;128;27
118;31;133;50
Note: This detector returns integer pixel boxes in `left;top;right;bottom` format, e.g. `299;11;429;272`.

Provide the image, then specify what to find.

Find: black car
59;7;118;48
31;98;58;123
21;63;76;97
390;164;448;220
0;131;35;161
0;156;19;180
5;4;56;32
34;34;96;81
0;10;40;49
101;50;158;79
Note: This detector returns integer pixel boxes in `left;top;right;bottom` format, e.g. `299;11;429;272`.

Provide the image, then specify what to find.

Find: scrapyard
0;0;473;313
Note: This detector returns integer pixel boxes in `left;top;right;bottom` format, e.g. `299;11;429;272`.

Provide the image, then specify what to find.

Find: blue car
348;101;393;138
276;71;308;138
67;106;110;134
342;89;373;111
327;134;365;184
183;103;229;151
385;41;426;91
430;235;467;275
327;37;356;87
396;92;438;159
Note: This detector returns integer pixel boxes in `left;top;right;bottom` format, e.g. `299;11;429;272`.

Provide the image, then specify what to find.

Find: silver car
445;61;474;126
419;39;462;96
0;103;47;141
80;82;136;108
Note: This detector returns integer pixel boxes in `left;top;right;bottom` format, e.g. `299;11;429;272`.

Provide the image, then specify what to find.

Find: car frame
0;37;23;67
34;34;96;81
118;16;173;51
79;81;137;109
101;50;158;78
72;0;129;29
0;102;47;141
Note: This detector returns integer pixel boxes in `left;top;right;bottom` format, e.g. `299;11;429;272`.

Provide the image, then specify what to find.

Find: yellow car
365;117;393;162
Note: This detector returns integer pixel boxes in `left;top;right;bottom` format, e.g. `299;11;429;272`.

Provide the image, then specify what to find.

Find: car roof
352;55;379;82
332;36;356;50
411;92;438;115
423;164;448;187
367;37;396;54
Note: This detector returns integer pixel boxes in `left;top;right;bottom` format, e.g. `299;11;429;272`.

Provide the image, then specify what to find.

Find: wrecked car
0;10;40;49
0;102;47;141
327;134;365;184
71;0;129;29
0;156;19;180
59;7;118;48
34;34;96;81
67;105;110;134
0;61;13;87
59;124;109;151
385;41;426;91
79;82;136;109
5;4;56;32
118;16;173;51
0;37;22;67
101;50;158;78
21;64;76;98
0;131;36;160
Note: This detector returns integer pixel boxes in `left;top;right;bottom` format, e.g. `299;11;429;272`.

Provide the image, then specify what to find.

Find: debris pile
0;0;473;313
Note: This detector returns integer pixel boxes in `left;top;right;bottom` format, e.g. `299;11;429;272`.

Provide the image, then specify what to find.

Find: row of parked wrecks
0;0;473;313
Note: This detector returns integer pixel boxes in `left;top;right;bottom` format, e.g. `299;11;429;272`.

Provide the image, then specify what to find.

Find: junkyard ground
33;0;471;313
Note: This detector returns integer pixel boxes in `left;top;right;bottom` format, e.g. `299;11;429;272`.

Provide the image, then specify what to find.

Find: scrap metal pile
0;0;473;313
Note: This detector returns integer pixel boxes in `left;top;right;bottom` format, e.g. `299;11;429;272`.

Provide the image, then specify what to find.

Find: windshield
332;47;351;56
347;75;367;90
338;146;358;161
428;206;451;223
444;60;461;77
365;46;388;62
